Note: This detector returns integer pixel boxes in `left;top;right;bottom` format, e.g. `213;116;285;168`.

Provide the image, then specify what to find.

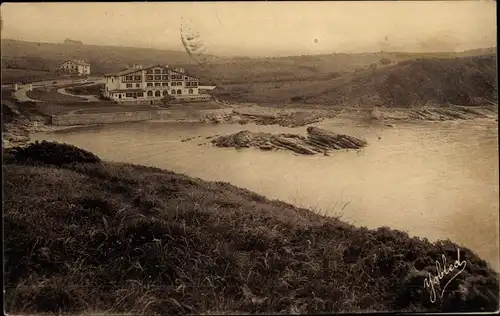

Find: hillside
1;39;496;86
215;54;498;107
0;39;196;80
3;142;499;314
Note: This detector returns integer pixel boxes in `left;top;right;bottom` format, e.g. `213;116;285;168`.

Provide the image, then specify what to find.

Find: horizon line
1;37;496;59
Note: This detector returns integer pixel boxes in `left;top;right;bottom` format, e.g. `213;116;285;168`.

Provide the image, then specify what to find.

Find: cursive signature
423;248;467;303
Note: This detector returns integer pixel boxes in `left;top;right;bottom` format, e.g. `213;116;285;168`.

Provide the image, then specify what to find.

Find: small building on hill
103;64;211;104
59;59;91;76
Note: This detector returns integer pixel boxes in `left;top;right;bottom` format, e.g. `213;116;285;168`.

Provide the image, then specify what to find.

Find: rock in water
306;126;367;149
340;134;368;147
212;127;367;155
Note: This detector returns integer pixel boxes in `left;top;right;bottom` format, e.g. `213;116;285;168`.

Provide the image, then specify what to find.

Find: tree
162;94;176;106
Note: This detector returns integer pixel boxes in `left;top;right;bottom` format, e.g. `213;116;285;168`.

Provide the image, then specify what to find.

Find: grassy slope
216;54;497;107
3;145;499;315
66;83;105;96
1;39;194;76
2;39;495;86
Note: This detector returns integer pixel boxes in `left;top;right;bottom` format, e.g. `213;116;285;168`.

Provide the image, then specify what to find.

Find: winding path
56;83;101;102
11;77;104;103
14;86;39;102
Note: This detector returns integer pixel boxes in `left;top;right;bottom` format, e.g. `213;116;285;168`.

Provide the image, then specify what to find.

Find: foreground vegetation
4;142;499;314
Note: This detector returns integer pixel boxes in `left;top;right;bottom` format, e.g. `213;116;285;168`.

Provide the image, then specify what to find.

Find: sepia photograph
1;1;498;314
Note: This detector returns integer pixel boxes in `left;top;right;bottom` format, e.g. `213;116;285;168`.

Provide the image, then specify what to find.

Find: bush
380;58;392;65
7;141;101;167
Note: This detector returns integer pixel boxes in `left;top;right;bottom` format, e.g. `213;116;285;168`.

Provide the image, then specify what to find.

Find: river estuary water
32;118;499;271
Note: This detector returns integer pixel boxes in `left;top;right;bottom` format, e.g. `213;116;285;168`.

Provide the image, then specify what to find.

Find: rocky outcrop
211;127;367;155
234;109;326;127
381;106;498;121
200;108;328;127
2;101;50;149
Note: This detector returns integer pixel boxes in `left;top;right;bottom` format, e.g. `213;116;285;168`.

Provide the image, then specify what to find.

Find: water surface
33;118;499;270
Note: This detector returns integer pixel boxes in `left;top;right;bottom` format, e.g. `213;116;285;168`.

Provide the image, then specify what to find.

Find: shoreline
2;101;498;149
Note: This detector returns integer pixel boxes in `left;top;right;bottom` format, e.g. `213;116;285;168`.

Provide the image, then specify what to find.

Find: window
111;79;114;83
146;75;153;81
177;82;183;86
126;93;133;98
119;94;122;99
154;83;161;87
184;77;188;80
126;76;133;81
146;69;153;74
147;91;153;97
134;76;141;81
155;90;161;97
171;89;176;95
188;89;193;94
163;90;168;96
155;75;162;80
162;75;169;81
136;83;140;88
147;82;153;87
177;89;182;95
162;69;169;74
137;92;144;97
162;82;169;86
154;69;161;74
126;84;133;88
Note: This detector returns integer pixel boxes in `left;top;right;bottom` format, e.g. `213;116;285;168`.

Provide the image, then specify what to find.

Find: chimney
179;68;185;73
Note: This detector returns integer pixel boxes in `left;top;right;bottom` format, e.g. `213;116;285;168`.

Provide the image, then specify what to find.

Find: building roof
105;68;143;77
61;59;90;66
104;64;197;79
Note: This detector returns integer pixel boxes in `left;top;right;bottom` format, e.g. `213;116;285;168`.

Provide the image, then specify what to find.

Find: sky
0;1;497;57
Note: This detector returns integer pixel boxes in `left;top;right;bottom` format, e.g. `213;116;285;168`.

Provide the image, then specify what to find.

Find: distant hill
308;54;497;107
1;39;196;76
1;38;496;97
183;47;497;85
64;38;84;45
215;54;497;107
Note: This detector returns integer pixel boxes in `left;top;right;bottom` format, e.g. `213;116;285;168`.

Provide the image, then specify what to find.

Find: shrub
7;141;101;167
291;96;304;102
380;58;392;65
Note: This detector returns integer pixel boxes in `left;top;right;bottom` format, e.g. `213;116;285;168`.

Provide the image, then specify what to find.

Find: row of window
125;82;193;88
123;75;142;81
123;74;190;82
119;89;195;98
146;69;169;74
